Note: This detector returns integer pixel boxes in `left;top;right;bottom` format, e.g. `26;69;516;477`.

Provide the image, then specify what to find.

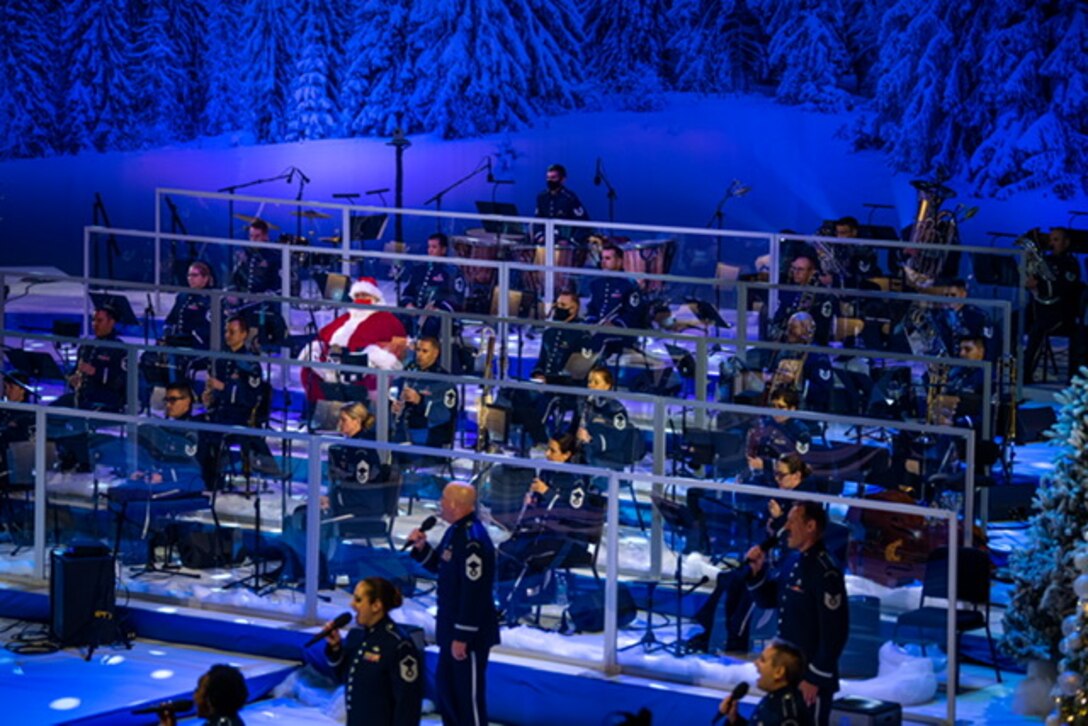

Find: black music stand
4;349;65;382
497;541;565;628
970;252;1020;289
623;493;703;657
89;292;139;327
475;201;524;235
350;214;389;242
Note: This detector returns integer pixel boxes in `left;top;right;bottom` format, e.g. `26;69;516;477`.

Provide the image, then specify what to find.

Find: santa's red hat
350;276;384;303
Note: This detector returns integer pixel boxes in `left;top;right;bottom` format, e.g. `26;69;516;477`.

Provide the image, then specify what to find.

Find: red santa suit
299;277;406;401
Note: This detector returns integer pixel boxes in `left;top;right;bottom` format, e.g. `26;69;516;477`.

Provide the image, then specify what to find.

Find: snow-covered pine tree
238;0;293;143
203;0;247;137
61;0;140;153
766;0;853;111
285;0;338;141
583;0;671;111
507;0;586;114
409;0;583;138
1035;0;1088;199
669;0;767;95
839;0;888;95
0;0;61;159
1002;367;1088;679
341;0;418;136
132;0;202;146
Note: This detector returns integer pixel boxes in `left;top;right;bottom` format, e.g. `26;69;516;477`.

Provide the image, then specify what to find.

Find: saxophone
1015;235;1057;304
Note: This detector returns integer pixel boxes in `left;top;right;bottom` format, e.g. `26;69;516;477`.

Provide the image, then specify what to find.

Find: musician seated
767;251;834;345
764;454;822;534
1024;227;1082;384
298;276;407;403
577;367;638;469
933;278;998;361
127;381;209;492
231;219;281;294
743;388;813;484
585;244;642;360
829;215;881;285
764;313;833;412
402;232;466;339
202;315;265;427
390;337;457;449
507;290;594;445
53;303;127;413
327;402;383;496
497;433;597;620
941;333;988;429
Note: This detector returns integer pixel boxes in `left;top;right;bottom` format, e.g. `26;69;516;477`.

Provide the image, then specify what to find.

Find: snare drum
622;239;675;292
452;234;500;286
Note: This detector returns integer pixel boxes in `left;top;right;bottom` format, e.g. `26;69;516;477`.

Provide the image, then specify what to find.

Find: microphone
303;611;353;648
332;192;360;199
747;529;782;566
132;698;194;716
286;168;295;184
486;157;495;183
296;168;311;184
366;187;390;195
712;682;750;723
594;158;602;186
401;514;437;551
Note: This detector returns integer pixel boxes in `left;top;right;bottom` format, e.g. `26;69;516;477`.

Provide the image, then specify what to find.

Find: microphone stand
164;195;189;285
387;121;411;244
217;172;293;240
92;193;120;280
423;159;489;226
598;165;618;224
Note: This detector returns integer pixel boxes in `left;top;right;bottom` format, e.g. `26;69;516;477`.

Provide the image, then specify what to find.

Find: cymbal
292;209;332;219
233;213;280;230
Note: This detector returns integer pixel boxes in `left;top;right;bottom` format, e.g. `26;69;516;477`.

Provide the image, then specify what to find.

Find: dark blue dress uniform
207;356;264;426
328;430;382;488
747;417;813;478
535;186;590;243
164;292;212;349
769;290;835;345
411;512;500;726
231;247;281;294
533;320;594;381
748;541;848;726
392;363;457;447
75;331;128;412
766;352;833;412
937;304;996;361
326;616;424;726
402;262;466;336
581;395;635;469
586;276;641;331
736;685;814;726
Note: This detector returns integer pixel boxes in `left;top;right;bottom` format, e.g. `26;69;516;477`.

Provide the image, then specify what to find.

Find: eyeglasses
773;470;792;479
163;397;189;404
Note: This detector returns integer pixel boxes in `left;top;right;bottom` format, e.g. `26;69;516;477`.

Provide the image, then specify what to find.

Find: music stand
970;252;1020;289
89;292;139;327
629;493;702;657
4;349;65;382
684;297;730;333
350;214;389;242
475;201;524;235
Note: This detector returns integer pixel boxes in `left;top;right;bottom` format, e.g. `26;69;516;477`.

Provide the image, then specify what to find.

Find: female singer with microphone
323;577;423;726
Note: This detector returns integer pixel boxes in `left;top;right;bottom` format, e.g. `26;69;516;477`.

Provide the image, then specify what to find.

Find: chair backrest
921;546;991;607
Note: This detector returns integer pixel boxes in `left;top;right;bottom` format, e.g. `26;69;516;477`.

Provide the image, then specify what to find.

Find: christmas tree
1002;367;1088;722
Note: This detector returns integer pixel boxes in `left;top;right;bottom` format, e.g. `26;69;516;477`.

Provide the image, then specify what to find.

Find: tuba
902;179;959;290
1015;234;1058;304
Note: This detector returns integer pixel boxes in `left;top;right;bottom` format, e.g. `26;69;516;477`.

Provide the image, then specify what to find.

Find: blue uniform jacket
76;331;128;411
738;684;813;726
231;247;280;294
581;395;634;467
328;430;382;487
586;276;641;330
403;261;465;312
208;355;264;425
164;292;212;348
533;322;594;380
412;512;500;651
748;541;848;692
326;616;423;726
393;363;457;445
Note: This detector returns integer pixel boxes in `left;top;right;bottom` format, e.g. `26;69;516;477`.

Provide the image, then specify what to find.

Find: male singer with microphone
717;640;812;726
746;502;847;726
156;663;248;726
408;482;499;725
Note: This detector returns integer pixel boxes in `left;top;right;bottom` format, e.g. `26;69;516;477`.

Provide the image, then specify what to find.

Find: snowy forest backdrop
2;0;1086;199
1;0;1087;272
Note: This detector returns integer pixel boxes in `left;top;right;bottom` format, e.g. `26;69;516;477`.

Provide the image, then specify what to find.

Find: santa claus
299;277;407;401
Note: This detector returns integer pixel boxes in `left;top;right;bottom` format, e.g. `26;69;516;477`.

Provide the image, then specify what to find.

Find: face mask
552;307;571;322
546;180;561;191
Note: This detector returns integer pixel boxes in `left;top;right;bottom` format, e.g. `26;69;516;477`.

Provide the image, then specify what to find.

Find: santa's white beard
327;309;375;348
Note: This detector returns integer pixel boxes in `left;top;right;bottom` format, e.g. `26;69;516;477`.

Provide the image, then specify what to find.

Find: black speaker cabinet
50;549;116;647
829;696;902;726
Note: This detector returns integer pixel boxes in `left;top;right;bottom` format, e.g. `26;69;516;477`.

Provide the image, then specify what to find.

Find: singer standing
746;502;847;726
534;163;590;230
718;640;813;726
408;482;499;726
324;577;423;726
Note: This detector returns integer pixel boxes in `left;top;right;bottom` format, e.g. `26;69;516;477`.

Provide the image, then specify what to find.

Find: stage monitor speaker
50;549;116;647
829;696;902;726
565;580;637;633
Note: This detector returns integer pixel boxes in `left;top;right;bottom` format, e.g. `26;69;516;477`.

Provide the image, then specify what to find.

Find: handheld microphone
746;530;782;566
712;681;749;723
401;515;437;551
594;158;602;186
303;611;353;647
132;698;194;716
